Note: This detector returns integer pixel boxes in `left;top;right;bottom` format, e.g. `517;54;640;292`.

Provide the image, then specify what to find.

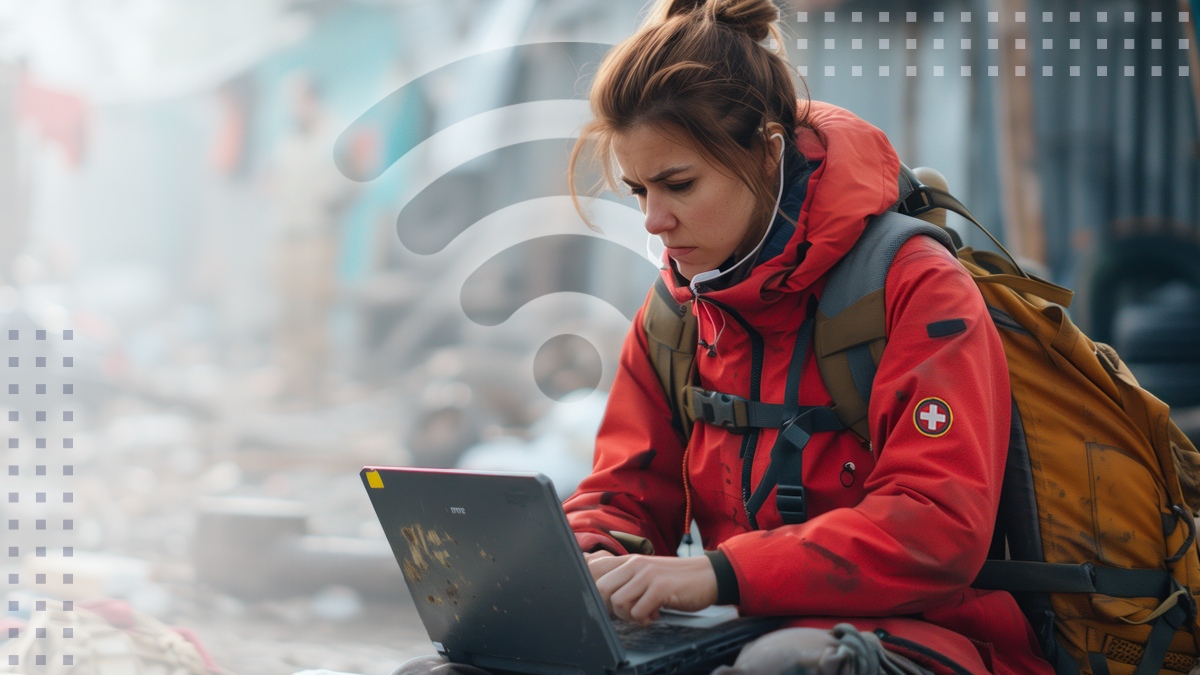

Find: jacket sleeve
563;295;690;558
718;236;1011;617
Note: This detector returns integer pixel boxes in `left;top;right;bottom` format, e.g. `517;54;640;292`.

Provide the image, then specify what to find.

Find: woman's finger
608;568;651;623
586;553;627;581
593;556;641;614
597;556;654;618
628;578;667;625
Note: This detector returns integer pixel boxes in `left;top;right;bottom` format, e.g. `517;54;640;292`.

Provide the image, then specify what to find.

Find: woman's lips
665;247;697;258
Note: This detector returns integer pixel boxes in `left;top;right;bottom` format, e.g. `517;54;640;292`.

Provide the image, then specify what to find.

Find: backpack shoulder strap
815;211;955;445
640;172;960;446
642;275;698;441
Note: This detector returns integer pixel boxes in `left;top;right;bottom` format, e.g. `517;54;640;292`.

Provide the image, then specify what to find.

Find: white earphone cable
687;132;787;294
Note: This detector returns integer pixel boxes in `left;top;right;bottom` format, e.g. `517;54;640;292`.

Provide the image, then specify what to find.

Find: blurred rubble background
0;0;1195;673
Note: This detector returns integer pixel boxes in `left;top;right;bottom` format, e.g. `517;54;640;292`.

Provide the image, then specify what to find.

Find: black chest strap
691;297;841;526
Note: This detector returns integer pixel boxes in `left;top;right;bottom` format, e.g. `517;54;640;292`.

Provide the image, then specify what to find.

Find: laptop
360;466;782;675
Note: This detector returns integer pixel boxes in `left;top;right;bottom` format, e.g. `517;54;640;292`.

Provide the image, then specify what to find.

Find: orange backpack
643;170;1200;675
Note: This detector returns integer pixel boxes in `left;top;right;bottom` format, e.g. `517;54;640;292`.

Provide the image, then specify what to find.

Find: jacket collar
683;144;815;294
665;101;902;319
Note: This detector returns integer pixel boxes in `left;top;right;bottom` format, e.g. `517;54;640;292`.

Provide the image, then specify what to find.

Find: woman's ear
761;122;786;172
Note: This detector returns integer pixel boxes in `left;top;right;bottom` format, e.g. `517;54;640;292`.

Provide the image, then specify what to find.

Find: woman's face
612;125;766;282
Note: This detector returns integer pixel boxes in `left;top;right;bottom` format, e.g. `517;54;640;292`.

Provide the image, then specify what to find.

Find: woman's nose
642;193;674;235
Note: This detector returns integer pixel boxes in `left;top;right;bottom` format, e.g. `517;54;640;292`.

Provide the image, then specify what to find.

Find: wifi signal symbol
334;42;658;401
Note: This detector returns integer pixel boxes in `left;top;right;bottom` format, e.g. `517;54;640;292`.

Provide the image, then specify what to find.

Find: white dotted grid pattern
5;328;73;667
785;11;1194;79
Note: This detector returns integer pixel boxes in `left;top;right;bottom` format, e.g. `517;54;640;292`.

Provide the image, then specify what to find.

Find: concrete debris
193;497;407;601
0;304;615;675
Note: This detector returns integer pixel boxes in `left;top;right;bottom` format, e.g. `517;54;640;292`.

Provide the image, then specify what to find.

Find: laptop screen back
361;468;624;672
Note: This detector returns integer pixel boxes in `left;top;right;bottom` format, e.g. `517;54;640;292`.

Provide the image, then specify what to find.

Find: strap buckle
899;185;934;217
691;389;749;433
776;484;808;525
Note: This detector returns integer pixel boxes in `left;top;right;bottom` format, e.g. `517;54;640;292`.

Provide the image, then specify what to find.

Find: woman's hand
583;550;615;566
586;554;719;625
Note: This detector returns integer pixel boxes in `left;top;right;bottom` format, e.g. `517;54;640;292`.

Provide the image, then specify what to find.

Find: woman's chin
674;262;701;282
670;255;708;280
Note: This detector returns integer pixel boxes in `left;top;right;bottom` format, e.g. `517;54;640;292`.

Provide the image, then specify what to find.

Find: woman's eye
666;181;693;192
627;186;646;197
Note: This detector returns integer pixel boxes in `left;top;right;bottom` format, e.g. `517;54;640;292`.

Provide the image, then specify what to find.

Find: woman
559;0;1055;673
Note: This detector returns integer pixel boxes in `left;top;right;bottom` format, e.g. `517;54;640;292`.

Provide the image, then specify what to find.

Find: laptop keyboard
613;619;715;653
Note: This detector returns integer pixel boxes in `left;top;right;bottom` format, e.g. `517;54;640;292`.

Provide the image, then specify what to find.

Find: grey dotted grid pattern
784;10;1193;78
6;328;73;667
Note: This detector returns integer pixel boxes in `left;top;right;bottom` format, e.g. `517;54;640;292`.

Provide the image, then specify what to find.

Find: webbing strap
743;306;834;527
688;302;844;435
1080;564;1173;599
973;560;1175;599
745;408;832;526
687;390;843;433
1057;646;1082;675
918;184;1073;308
975;561;1193;675
1134;598;1189;675
974;560;1094;593
1118;589;1190;626
1166;504;1196;564
784;298;817;410
1088;652;1111;675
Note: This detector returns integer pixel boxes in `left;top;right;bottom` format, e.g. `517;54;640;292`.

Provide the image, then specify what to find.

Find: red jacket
563;102;1054;675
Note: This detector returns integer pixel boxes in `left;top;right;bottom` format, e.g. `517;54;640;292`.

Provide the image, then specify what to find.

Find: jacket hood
663;101;901;313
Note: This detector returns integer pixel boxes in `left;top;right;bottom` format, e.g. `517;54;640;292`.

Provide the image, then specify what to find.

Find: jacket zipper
694;294;765;530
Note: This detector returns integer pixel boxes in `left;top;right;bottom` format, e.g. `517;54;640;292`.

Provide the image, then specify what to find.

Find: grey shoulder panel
821;211;955;318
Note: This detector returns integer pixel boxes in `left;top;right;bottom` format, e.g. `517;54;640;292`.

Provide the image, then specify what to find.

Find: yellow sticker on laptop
366;470;384;488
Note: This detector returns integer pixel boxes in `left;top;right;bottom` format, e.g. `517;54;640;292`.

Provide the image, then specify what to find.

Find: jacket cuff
575;531;628;555
704;550;741;606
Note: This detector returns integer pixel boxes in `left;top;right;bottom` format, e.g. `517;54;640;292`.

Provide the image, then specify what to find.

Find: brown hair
569;0;809;231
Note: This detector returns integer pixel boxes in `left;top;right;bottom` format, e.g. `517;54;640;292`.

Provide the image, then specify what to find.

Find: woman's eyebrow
621;165;693;185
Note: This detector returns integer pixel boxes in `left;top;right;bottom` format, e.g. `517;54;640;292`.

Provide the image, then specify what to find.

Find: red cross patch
914;398;953;437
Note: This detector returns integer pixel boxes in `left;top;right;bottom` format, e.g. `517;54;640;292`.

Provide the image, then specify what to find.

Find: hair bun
651;0;780;43
656;0;705;18
707;0;780;42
